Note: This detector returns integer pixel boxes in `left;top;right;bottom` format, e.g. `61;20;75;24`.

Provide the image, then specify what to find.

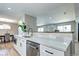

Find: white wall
37;4;75;26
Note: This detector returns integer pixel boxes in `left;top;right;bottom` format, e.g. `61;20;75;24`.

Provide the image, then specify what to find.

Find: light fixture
0;18;17;23
8;8;11;10
49;17;52;19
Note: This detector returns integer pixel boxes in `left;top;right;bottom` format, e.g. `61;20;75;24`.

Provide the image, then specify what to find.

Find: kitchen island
13;32;74;56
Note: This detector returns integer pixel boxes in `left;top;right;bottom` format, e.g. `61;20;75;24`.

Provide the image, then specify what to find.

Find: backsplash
33;33;73;41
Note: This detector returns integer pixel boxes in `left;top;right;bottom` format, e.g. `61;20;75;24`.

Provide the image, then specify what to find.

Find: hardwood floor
0;42;79;56
0;42;20;56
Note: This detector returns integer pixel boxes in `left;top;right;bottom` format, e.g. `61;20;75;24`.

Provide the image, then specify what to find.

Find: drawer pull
45;50;53;54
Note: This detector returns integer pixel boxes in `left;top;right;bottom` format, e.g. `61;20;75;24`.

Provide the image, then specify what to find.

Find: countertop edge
14;35;72;52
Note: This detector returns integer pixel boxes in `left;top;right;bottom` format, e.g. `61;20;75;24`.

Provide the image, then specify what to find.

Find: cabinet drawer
40;45;64;56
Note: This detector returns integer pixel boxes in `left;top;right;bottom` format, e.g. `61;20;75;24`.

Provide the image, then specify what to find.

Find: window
65;25;71;32
57;26;64;32
38;28;44;32
57;25;71;32
0;24;11;29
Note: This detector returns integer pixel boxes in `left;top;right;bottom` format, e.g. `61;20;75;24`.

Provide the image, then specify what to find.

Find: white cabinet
16;37;21;51
14;36;71;56
14;36;27;56
14;36;23;55
40;45;64;56
20;39;26;56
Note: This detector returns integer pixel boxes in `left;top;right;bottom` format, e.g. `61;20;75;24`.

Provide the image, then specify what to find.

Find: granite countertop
14;35;72;52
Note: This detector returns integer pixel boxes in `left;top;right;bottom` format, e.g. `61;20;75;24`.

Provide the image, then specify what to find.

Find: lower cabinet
14;36;71;56
14;36;27;56
40;45;64;56
20;39;26;56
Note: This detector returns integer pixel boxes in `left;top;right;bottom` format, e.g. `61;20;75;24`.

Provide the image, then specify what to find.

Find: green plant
19;22;26;32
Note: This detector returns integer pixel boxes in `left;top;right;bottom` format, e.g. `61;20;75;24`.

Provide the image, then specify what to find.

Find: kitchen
0;3;78;56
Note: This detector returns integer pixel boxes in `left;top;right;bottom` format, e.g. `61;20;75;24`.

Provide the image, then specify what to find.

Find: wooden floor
0;42;20;56
1;41;79;56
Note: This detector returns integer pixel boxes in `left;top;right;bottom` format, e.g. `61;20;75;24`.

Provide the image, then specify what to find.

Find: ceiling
0;3;62;20
0;3;78;25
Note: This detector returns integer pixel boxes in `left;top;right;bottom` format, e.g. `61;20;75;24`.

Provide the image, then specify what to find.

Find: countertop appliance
26;40;40;56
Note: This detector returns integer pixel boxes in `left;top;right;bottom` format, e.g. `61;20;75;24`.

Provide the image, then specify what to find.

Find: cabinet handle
45;50;53;54
28;44;38;49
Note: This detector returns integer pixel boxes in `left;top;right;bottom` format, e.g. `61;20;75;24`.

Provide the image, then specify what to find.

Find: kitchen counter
34;32;74;33
14;34;72;52
30;37;72;52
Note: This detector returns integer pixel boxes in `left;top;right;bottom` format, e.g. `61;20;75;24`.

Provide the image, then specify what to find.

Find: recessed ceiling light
49;17;52;19
8;8;11;10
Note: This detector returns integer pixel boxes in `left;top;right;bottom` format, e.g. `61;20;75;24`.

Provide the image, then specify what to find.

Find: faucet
28;28;33;37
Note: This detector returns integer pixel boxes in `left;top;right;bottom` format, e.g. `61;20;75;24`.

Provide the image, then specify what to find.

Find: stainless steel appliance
26;40;40;56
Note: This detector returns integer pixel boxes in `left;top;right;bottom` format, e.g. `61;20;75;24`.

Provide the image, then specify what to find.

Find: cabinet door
20;39;26;56
16;38;21;49
40;45;64;56
14;37;26;56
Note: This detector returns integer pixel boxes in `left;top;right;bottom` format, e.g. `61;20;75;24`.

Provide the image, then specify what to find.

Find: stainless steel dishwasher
26;40;40;56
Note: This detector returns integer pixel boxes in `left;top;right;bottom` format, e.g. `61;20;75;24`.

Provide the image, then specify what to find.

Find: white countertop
14;35;72;52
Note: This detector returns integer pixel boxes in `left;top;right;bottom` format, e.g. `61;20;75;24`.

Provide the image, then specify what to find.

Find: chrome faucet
28;28;33;37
